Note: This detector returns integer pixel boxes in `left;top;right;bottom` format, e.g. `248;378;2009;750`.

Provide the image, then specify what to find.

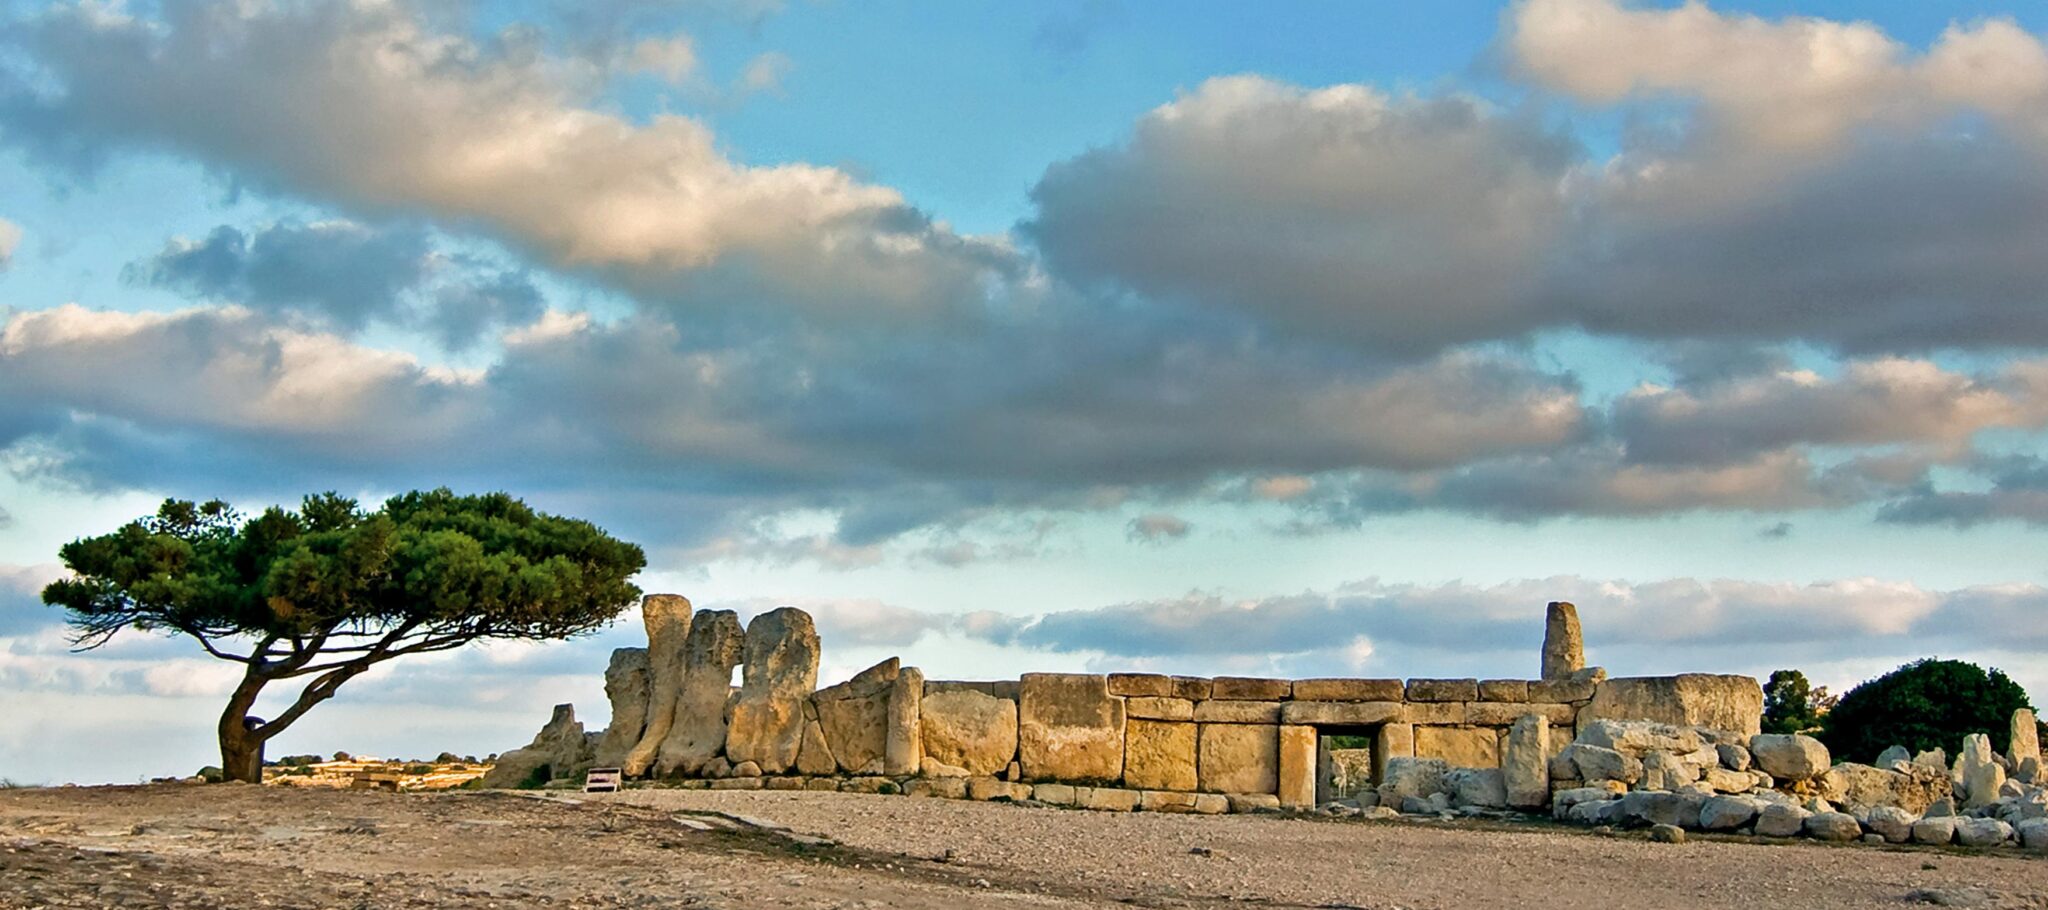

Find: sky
5;0;2048;784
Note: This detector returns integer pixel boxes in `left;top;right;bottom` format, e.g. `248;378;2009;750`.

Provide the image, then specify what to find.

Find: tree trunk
217;669;270;783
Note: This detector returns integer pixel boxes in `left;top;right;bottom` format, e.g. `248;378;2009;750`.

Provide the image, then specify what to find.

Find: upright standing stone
811;658;900;774
1503;713;1550;808
592;647;651;769
655;610;745;776
726;608;822;774
1959;733;2006;810
622;595;692;777
794;701;838;776
885;667;926;775
1541;601;1584;680
2011;709;2042;768
1374;723;1415;784
1277;725;1317;808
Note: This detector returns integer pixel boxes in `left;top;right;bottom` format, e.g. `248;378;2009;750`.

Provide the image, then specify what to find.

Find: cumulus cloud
1026;76;1576;356
0;0;1012;324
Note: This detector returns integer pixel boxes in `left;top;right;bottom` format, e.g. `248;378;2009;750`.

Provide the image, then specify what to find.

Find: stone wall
499;596;1766;815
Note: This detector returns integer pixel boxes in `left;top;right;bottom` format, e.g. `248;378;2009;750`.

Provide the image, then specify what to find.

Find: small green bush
1819;658;2033;763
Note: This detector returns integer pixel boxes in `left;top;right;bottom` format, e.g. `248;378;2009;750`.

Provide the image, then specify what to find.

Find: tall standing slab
726;608;823;774
1019;673;1126;783
1503;714;1550;808
655;609;745;776
592;647;651;769
2011;708;2042;768
1277;725;1317;808
1541;601;1584;680
885;667;926;775
622;594;692;777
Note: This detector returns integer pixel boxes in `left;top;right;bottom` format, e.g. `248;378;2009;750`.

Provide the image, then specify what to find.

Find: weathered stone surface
1503;714;1550;809
1466;702;1577;726
1291;679;1404;702
483;704;593;788
1198;723;1278;794
1280;701;1404;726
793;706;837;777
1377;756;1449;805
1701;767;1754;793
1749;733;1830;782
1530;678;1598;703
1818;762;1952;815
1579;719;1701;757
1374;723;1414;784
1560;743;1641;785
1698;795;1759;830
908;777;968;799
1479;679;1531;702
1074;786;1140;811
967;777;1030;802
1914;748;1948;770
1956;817;2014;847
2012;709;2043;767
654;609;744;777
1754;803;1811;837
1541;601;1584;680
1565;798;1624;825
1403;702;1469;725
725;608;822;774
1622;790;1689;827
1716;743;1752;772
1137;790;1197;812
593;647;651;769
1192;793;1230;814
1212;677;1291;700
1031;782;1077;805
1277;724;1317;808
1446;767;1507;809
622;595;692;777
913;684;1015;778
924;680;1022;701
1958;733;2004;810
1912;816;1958;845
885;666;925;776
1406;678;1479;702
1018;673;1124;782
1124;719;1198;791
812;658;899;774
1415;726;1497;768
1580;675;1764;737
731;760;762;778
1193;700;1282;724
2019;818;2048;851
1108;673;1172;697
1227;793;1282;813
1126;696;1194;721
1805;812;1862;842
1867;805;1915;843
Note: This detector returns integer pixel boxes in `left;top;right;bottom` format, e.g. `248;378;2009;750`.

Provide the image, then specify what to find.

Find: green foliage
46;489;646;651
332;751;353;762
517;763;553;790
1324;735;1372;750
1761;669;1837;735
1818;659;2034;763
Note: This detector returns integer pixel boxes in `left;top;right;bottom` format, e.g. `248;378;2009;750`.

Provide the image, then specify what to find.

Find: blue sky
6;0;2048;784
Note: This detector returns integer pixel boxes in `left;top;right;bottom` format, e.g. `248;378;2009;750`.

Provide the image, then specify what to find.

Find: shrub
1819;658;2033;763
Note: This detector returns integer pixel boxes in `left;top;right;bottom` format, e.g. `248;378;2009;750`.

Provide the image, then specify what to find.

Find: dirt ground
1;784;2043;910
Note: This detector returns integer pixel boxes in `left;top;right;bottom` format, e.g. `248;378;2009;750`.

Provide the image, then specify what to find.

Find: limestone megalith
654;609;745;776
1503;713;1550;808
481;704;592;788
1541;601;1584;680
622;594;692;777
2011;708;2042;768
725;607;822;774
885;666;925;775
812;657;899;774
591;647;650;768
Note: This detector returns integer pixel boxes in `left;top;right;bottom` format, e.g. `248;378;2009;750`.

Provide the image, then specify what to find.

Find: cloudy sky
6;0;2048;784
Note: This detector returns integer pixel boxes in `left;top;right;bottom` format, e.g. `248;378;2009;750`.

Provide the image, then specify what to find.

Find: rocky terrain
3;782;2045;910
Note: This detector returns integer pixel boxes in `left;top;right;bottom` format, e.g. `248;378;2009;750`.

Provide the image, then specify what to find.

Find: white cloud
0;217;20;269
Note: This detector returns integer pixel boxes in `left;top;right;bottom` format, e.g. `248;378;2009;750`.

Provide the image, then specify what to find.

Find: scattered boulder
1804;812;1862;842
1649;823;1685;844
482;704;593;788
2018;818;2048;851
1914;748;1948;771
1559;743;1642;786
1444;767;1506;809
1621;790;1690;828
1697;795;1759;831
1378;757;1449;806
1912;815;1958;845
1749;733;1830;781
1875;745;1911;769
1754;803;1811;837
1716;743;1751;772
1819;761;1952;815
1959;734;2007;810
1867;806;1915;843
1955;817;2014;848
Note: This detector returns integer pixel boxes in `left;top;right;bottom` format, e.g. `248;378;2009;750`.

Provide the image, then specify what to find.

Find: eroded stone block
1124;719;1198;791
1198;723;1278;794
1019;673;1125;782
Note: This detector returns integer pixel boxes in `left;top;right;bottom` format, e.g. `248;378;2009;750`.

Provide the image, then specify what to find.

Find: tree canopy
44;489;645;781
1818;658;2033;763
1761;669;1837;735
